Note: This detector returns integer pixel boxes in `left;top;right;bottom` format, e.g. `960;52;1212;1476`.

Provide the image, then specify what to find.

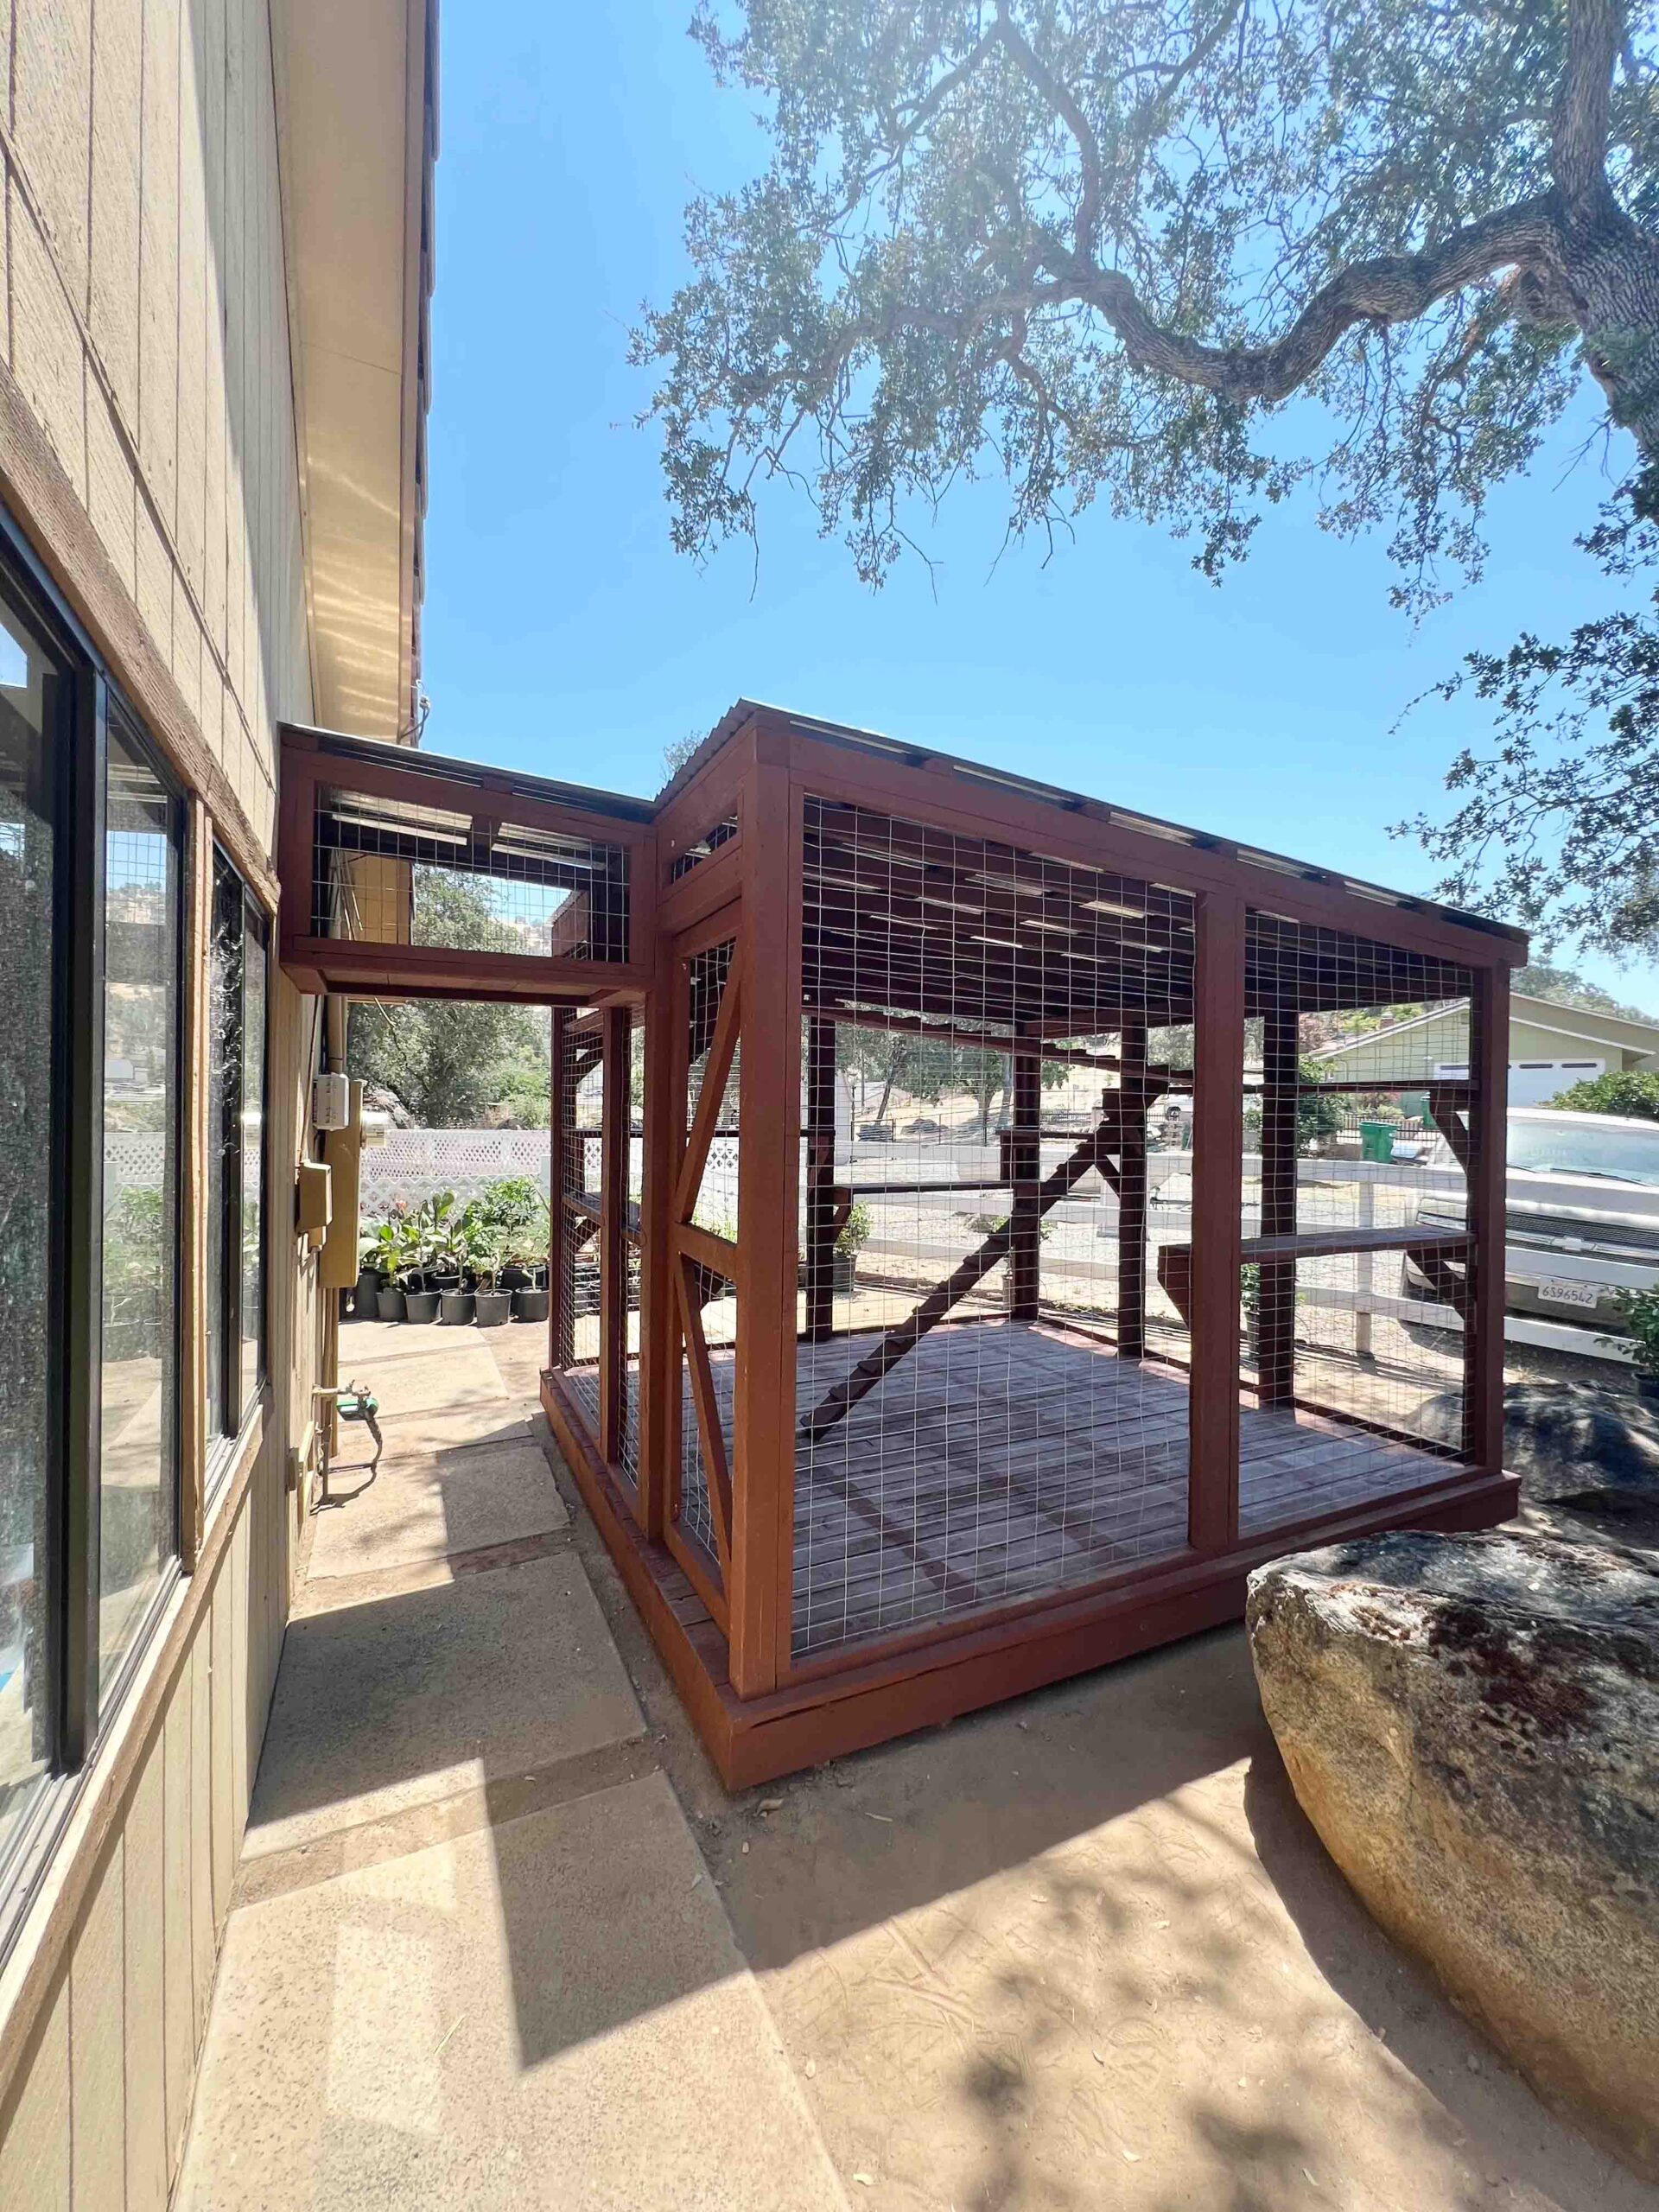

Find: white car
1406;1107;1659;1360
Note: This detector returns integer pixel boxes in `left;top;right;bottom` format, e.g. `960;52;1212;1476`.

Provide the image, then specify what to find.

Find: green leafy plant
1545;1069;1659;1122
1605;1286;1659;1376
835;1200;873;1259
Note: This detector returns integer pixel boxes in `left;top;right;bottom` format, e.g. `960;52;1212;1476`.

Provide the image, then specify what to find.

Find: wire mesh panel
673;938;741;1586
666;814;739;881
556;1019;606;1440
312;784;629;961
792;797;1198;1659
1237;911;1479;1526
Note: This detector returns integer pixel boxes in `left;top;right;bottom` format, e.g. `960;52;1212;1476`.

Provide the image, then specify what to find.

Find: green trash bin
1357;1120;1395;1163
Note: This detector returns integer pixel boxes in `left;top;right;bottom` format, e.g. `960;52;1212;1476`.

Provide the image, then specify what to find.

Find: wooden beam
798;1103;1141;1441
598;1007;631;1461
549;1007;574;1373
1188;888;1246;1554
1465;965;1510;1472
1007;1034;1042;1319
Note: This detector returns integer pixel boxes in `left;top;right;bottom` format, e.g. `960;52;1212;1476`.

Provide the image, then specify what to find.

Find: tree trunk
1558;217;1659;457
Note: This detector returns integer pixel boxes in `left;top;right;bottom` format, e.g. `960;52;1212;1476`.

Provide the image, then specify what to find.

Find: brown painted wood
598;1007;631;1461
728;758;798;1697
277;932;649;1005
549;1007;574;1371
1466;964;1510;1471
1188;887;1246;1554
178;798;213;1569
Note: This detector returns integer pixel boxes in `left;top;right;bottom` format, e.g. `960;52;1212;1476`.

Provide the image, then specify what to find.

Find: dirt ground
482;1309;1655;2212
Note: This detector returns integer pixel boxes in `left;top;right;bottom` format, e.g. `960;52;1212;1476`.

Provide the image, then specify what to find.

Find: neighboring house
1308;990;1659;1107
0;4;434;2202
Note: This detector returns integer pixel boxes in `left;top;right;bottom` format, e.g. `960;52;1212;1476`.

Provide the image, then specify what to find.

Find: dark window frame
205;849;270;1491
0;507;190;1957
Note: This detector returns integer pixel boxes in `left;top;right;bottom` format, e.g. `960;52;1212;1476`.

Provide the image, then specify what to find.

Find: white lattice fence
361;1128;553;1216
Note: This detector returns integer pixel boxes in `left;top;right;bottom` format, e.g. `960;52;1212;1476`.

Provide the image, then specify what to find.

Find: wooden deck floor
659;1319;1459;1658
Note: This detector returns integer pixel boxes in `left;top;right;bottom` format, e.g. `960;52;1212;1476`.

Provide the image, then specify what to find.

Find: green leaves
632;1;1636;603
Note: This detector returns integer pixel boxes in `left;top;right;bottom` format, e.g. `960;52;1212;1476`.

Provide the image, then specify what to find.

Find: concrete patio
176;1319;1655;2211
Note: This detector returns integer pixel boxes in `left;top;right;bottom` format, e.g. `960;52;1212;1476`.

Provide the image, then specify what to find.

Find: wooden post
1188;888;1247;1554
730;752;798;1698
1465;963;1510;1474
636;924;677;1538
803;1015;837;1341
549;1006;573;1372
598;1007;631;1462
1256;1007;1299;1407
1007;1033;1042;1319
1116;1022;1147;1358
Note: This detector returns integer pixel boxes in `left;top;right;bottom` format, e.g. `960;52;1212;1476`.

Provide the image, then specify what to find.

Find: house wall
0;2;320;2202
1325;1011;1649;1090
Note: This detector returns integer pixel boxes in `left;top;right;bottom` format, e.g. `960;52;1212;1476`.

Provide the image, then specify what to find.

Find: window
0;575;62;1874
99;715;182;1697
0;528;188;1936
207;853;268;1459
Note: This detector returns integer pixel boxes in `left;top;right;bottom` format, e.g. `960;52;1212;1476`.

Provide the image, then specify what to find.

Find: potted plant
437;1206;480;1324
1605;1287;1659;1402
403;1197;443;1321
473;1245;512;1327
364;1217;406;1320
832;1200;872;1297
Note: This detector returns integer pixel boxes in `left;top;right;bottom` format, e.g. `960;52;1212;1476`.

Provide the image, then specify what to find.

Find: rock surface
1414;1380;1659;1501
1248;1526;1659;2178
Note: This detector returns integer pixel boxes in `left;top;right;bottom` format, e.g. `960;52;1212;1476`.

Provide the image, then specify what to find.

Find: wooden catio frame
278;708;1525;1789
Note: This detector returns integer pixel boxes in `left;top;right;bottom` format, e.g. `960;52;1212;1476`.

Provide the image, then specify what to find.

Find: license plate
1536;1277;1599;1311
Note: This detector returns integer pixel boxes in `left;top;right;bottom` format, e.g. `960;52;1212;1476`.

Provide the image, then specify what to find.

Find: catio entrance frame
278;708;1524;1789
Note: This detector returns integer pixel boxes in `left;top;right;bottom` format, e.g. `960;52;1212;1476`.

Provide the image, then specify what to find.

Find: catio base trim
543;1368;1517;1789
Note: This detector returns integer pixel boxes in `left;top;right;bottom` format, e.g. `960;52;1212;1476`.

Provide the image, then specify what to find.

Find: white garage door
1434;1058;1605;1106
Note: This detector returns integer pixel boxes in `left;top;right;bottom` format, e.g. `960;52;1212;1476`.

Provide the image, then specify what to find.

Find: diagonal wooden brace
797;1101;1142;1442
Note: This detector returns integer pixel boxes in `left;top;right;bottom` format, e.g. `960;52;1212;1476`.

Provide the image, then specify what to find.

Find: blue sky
419;8;1653;1008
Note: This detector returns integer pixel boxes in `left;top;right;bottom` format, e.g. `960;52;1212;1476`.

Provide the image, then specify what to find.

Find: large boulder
1413;1379;1659;1502
1248;1527;1659;2177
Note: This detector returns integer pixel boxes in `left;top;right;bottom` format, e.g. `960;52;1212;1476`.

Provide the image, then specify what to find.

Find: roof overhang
272;0;437;741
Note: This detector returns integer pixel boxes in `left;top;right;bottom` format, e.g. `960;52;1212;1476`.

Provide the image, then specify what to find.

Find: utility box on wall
320;1078;367;1290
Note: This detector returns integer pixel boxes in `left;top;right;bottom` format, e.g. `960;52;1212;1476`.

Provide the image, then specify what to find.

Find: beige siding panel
210;1546;236;1929
86;371;137;600
162;1660;194;2171
69;1839;126;2208
125;1736;169;2212
134;487;174;665
89;0;143;425
172;572;203;726
175;4;207;607
137;0;181;536
188;1614;214;2037
12;0;91;312
230;1504;251;1831
10;181;86;502
0;1966;70;2212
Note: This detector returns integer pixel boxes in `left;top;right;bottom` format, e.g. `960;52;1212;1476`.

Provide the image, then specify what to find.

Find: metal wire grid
556;1020;606;1438
1239;912;1478;1522
311;784;629;960
666;814;739;881
792;796;1199;1657
677;943;739;1568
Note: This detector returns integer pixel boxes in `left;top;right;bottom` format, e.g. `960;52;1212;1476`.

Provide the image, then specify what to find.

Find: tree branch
1553;0;1623;217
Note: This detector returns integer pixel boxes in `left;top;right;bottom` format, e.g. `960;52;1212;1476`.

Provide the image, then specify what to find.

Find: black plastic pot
499;1263;531;1291
831;1250;858;1296
377;1287;407;1322
512;1287;550;1324
404;1289;441;1323
355;1267;383;1319
474;1290;512;1327
440;1290;475;1325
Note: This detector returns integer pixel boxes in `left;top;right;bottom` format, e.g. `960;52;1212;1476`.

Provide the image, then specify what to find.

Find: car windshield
1508;1118;1659;1187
